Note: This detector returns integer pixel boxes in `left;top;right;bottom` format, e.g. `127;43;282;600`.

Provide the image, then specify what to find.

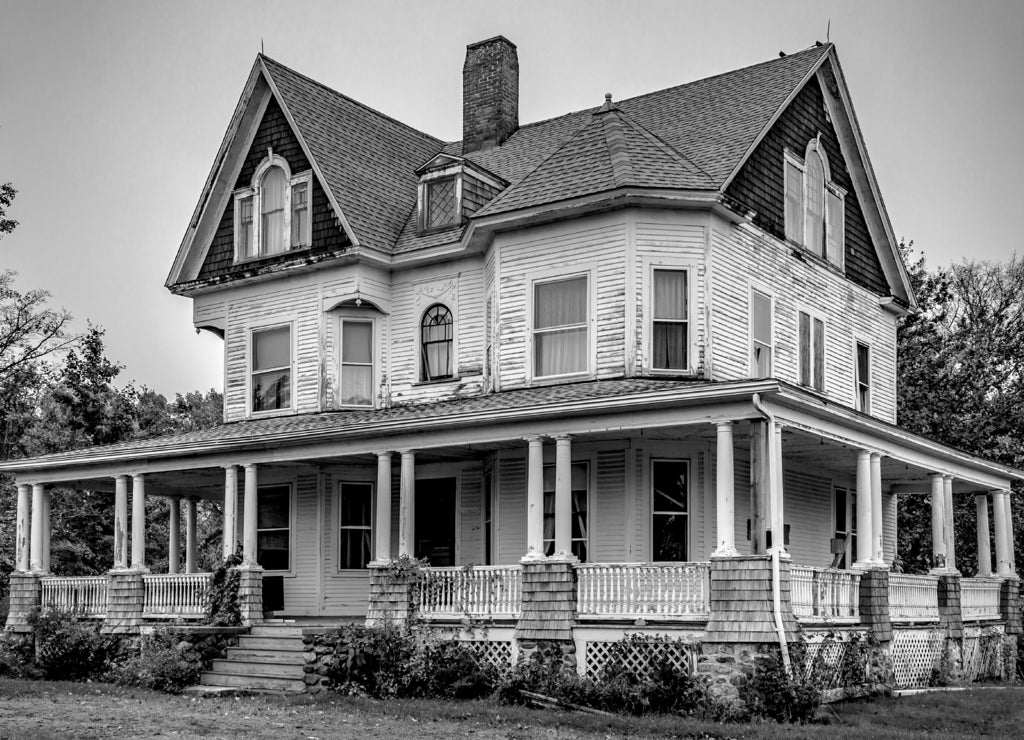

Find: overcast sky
2;0;1022;398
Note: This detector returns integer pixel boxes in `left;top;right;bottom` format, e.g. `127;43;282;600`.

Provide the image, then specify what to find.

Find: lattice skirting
961;624;1005;682
802;630;868;689
890;628;946;688
462;639;516;672
580;636;698;681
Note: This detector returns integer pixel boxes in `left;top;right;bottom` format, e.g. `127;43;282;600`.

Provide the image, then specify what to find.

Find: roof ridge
259;54;445;147
595;108;635;185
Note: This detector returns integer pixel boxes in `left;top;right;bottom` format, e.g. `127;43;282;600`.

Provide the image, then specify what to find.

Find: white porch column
29;483;44;572
713;422;738;557
131;474;147;570
854;450;873;567
114;475;129;569
554;435;573;557
167;497;181;574
15;483;30;572
943;475;957;573
870;453;884;564
930;474;947;572
993;489;1011;576
374;451;392;562
769;424;785;553
223;465;238;558
398;451;415;558
1004;492;1016;574
184;498;198;574
41;487;51;573
975;492;993;577
525;436;545;558
242;464;259;566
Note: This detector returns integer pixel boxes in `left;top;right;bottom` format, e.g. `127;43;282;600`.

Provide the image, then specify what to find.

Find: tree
0;182;16;237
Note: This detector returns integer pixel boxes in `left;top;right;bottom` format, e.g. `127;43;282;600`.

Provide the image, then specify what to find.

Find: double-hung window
784;140;845;268
339;482;373;569
652;459;689;561
651;269;688;370
533;275;588;378
421;304;454;381
798;311;825;391
542;462;588;561
251;325;292;413
751;289;773;377
339;319;374;407
855;341;871;412
257;485;291;571
234;155;313;260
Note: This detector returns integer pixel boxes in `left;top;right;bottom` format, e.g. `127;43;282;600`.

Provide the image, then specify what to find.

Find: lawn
0;679;1022;739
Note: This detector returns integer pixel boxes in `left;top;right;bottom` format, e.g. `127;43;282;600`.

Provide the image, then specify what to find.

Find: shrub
29;608;118;681
0;631;38;679
204;550;243;626
738;649;820;723
110;628;202;693
415;639;497;699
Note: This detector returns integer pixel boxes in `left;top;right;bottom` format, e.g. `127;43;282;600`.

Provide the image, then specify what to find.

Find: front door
416;477;456;566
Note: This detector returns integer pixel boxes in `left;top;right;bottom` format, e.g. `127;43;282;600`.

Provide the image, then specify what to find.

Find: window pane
426;178;457;228
421;305;453;380
239;196;254;258
806;151;825;256
826;189;844;266
291;182;308;246
261;167;286;213
813;318;825;390
341;530;371;569
341;365;372;406
261;166;287;255
252;369;291;411
653;514;688;561
798;312;811;386
253;326;290;371
653;321;687;369
341;484;372;526
342;321;372;364
257;531;289;571
857;343;870;383
785;160;803;243
653;270;687;320
751;291;771;344
258;488;290;529
653;461;687;513
535;278;586;329
535;327;586;376
835;489;847;532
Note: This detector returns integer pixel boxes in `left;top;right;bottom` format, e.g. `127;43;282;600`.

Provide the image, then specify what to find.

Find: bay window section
339;482;372;569
340;319;374;407
534;275;588;378
542;462;588;561
652;459;689;562
652;269;688;370
256;485;291;571
251;325;291;413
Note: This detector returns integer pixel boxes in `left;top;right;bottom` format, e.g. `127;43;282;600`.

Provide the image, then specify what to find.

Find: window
233;155;312;260
855;341;871;412
833;487;852;569
751;289;773;377
652;459;689;561
482;471;494;566
420;304;454;381
533;275;588;378
339;319;374;407
652;269;688;370
339;482;372;569
257;485;290;571
423;176;458;229
542;462;588;561
783;141;845;268
798;311;825;391
251;325;291;412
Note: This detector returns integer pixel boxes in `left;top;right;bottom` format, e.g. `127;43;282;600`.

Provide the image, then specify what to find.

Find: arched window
420;304;453;380
783;138;846;268
804;148;825;257
260;166;287;255
233;153;313;261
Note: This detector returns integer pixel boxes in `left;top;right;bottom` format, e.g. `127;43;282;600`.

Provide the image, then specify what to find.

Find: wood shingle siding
724;74;888;297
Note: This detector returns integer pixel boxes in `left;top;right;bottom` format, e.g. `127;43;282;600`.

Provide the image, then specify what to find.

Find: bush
738;649;820;723
110;628;202;693
28;608;119;681
415;639;497;699
0;631;38;679
204;550;243;626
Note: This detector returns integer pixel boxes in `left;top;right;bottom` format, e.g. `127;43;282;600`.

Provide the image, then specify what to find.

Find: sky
2;0;1023;398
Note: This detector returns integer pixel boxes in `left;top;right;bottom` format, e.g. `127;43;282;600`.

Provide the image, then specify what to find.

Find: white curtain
261;166;287;255
535;277;586;376
341;320;373;405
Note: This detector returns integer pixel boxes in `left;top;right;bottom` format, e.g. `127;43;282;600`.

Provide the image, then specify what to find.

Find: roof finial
599;93;614;112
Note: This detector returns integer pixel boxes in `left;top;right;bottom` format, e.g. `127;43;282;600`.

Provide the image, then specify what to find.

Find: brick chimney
462;36;519;154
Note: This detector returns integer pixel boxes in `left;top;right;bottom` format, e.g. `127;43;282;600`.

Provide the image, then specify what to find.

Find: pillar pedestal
102;570;145;634
4;572;42;633
235;565;264;626
858;569;892;643
936;574;963;640
1000;577;1022;635
515;558;577;671
366;561;417;626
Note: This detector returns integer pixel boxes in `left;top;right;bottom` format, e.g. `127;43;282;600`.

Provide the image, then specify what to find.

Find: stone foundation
695;641;769;702
164;625;247;670
102;571;144;634
5;573;41;633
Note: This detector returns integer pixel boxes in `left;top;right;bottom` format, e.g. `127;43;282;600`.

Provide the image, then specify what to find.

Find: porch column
769;424;785;553
713;422;738;557
114;475;129;569
15;483;30;572
553;435;573;557
131;474;147;570
525;436;545;558
398;451;415;558
943;475;957;573
870;453;884;564
184;497;198;574
41;487;51;573
976;493;993;577
854;450;873;567
29;483;45;572
373;451;392;562
223;465;238;558
994;490;1011;575
1004;493;1017;574
242;464;258;566
167;497;181;574
930;474;948;572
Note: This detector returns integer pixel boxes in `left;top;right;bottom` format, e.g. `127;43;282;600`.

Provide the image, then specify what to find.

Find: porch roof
2;378;1021;489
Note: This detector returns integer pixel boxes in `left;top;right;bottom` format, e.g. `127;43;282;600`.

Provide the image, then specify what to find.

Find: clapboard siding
733;455;753;557
883;492;897;564
459;466;484;565
284;472;320;615
783;467;833;568
496;455;527;564
321;467;377;617
593;450;627;562
710;218;897;423
495;215;628;387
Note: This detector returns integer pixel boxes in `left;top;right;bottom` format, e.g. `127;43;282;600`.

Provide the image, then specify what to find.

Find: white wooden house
4;37;1021;692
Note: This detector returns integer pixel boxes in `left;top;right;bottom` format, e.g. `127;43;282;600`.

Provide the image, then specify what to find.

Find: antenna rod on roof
827;19;831;42
261;37;265;55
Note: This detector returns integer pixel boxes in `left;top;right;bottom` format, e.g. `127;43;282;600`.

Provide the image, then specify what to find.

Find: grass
0;679;1022;739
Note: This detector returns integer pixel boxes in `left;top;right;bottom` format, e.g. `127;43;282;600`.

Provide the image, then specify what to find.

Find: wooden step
249;624;305;637
236;635;305;652
200;672;305;692
227;648;307;664
208;659;304;679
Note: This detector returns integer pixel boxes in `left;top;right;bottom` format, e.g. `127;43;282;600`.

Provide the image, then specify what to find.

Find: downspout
752;392;792;675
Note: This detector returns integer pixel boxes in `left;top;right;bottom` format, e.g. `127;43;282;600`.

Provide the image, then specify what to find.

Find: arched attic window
783;138;846;268
420;304;454;381
234;152;313;261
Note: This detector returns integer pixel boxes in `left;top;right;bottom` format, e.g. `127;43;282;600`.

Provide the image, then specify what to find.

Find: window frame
647;265;693;374
419;303;455;382
233;154;313;262
833;485;854;569
337;314;377;409
541;460;591;561
854;338;871;413
797;308;826;393
529;270;593;382
482;468;495;566
248;322;295;416
650;458;690;563
749;285;774;378
417;170;463;233
782;142;846;270
337;480;375;571
254;482;295;575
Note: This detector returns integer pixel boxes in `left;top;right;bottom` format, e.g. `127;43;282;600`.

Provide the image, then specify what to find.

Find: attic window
418;171;462;232
234;153;313;261
784;139;846;269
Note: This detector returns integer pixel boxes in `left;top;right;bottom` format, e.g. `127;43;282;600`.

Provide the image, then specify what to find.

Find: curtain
653;271;686;319
534;277;587;376
261;166;287;255
341;321;373;405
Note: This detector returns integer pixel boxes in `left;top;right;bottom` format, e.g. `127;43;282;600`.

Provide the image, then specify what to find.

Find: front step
208;659;304;678
235;635;306;652
199;672;305;692
228;649;306;664
199;624;310;693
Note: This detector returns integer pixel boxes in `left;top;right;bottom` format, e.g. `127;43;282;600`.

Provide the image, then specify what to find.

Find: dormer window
784;138;846;268
425;177;458;229
234;153;312;261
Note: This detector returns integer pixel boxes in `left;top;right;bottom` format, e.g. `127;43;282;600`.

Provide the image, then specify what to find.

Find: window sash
340;319;373;406
751;290;772;377
534;276;588;377
652;460;689;562
339;482;373;569
421;305;454;381
652;270;688;370
798;312;825;391
425;177;457;229
805;150;826;257
291;182;309;247
256;486;290;571
856;342;870;411
784;158;804;244
252;327;291;412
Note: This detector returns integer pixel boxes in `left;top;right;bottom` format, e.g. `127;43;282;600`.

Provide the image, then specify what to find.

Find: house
4;37;1021;695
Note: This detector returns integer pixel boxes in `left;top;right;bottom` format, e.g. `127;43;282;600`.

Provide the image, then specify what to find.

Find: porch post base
858;569;892;643
937;574;963;640
703;555;799;643
515;560;577;670
999;577;1022;635
234;565;264;626
4;572;42;633
102;570;145;635
366;561;417;627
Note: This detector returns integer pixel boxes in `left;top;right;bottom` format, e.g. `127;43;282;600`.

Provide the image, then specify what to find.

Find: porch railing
575;562;710;621
888;573;940;622
790;566;861;621
142;573;212;619
40;576;108;618
418;565;522;619
961;577;1002;621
